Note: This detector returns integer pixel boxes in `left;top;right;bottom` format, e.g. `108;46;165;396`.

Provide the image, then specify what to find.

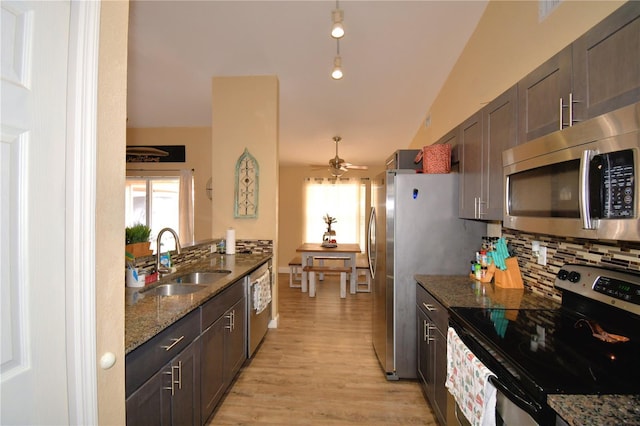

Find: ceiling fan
311;136;368;177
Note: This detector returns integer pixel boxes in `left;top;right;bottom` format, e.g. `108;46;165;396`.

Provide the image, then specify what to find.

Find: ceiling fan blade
345;165;368;170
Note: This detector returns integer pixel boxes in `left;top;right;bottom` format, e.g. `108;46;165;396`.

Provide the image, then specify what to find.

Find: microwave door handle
580;149;596;230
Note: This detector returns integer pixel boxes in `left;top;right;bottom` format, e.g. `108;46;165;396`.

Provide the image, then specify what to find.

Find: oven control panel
555;264;640;316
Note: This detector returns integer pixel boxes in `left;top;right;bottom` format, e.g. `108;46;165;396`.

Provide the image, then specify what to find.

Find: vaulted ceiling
127;1;488;167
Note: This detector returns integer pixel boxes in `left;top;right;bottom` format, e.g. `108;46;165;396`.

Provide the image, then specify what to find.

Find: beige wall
277;165;385;271
212;75;279;314
411;0;625;148
126;127;213;242
211;76;279;241
96;0;128;423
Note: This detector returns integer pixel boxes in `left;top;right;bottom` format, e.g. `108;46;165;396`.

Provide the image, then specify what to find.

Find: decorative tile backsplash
131;239;273;276
502;228;640;301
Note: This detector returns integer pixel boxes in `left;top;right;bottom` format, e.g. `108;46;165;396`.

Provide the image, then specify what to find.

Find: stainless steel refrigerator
368;170;486;380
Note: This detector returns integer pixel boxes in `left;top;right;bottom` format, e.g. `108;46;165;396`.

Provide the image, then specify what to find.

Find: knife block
494;257;524;289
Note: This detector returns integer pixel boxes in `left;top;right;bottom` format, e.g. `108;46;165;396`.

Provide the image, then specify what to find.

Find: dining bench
302;265;351;298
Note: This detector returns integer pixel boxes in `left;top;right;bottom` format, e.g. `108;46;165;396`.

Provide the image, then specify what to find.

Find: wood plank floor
208;273;437;425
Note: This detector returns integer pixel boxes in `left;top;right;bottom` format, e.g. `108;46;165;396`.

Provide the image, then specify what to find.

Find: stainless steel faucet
156;227;182;275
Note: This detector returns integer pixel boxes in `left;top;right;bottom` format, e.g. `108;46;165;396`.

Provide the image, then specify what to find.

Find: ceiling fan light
331;56;343;80
331;9;344;39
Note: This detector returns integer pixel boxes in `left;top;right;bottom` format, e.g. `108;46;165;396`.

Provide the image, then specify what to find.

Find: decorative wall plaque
234;148;258;218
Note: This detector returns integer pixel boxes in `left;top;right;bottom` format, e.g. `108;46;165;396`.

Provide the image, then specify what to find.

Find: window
125;177;180;251
303;177;367;250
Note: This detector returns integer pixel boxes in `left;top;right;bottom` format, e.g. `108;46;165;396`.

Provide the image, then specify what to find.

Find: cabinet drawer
201;279;245;329
416;284;448;331
126;308;200;397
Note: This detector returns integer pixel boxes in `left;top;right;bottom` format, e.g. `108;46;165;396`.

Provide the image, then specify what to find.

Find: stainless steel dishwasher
247;260;272;357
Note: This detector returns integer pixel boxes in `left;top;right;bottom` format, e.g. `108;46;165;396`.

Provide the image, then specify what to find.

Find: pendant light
330;1;344;80
331;40;343;80
331;7;344;39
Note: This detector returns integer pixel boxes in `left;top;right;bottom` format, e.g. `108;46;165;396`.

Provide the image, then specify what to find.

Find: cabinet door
483;86;517;220
517;46;572;142
225;298;247;383
433;328;448;426
416;307;430;392
170;339;201;426
459;111;483;219
573;2;640;120
201;315;226;422
126;369;171;426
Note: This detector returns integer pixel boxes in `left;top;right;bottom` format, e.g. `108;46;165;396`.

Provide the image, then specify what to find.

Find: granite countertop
548;394;640;426
125;252;272;354
415;275;639;426
414;274;560;310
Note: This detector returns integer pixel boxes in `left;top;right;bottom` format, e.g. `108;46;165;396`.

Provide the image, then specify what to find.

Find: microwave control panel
591;149;635;219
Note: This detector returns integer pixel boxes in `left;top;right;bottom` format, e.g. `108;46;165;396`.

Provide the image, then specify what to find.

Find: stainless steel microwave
503;101;640;241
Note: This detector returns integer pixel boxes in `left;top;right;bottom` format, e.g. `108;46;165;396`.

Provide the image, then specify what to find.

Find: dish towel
252;270;272;314
445;327;497;426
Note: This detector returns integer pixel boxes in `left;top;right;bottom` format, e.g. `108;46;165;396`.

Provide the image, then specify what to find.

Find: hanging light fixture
330;4;344;39
331;40;343;80
330;1;344;80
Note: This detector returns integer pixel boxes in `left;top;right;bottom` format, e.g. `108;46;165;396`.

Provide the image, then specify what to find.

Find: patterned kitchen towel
252;270;272;314
445;327;497;426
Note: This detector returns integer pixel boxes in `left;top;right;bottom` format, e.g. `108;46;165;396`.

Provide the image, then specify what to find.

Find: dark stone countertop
414;274;560;310
125;252;272;354
414;275;640;426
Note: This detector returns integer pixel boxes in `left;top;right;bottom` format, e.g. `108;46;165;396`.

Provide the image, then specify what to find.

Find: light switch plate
537;246;547;266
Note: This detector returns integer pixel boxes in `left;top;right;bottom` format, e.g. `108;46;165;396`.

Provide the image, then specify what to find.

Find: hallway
209;273;437;425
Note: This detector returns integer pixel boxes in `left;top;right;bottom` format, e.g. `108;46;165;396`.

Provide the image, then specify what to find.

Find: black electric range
449;264;640;424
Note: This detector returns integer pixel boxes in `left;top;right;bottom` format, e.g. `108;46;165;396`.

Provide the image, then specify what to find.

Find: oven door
491;377;539;426
448;317;552;425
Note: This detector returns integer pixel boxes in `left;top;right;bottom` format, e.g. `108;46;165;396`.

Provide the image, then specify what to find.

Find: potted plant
125;223;153;258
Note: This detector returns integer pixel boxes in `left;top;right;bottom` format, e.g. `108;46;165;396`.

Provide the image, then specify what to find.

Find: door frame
65;1;100;423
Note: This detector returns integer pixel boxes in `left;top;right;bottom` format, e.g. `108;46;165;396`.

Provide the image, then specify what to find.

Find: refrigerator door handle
367;207;376;279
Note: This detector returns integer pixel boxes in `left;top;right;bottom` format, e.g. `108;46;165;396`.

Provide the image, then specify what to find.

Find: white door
1;1;72;423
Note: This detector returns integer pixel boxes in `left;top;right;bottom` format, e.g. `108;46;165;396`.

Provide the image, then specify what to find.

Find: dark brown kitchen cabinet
126;337;201;426
126;309;201;426
572;1;640;120
458;111;482;219
519;2;640;143
517;46;572;142
416;284;449;426
459;86;517;220
200;279;246;423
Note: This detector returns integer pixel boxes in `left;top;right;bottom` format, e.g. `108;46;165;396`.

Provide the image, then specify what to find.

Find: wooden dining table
295;243;362;293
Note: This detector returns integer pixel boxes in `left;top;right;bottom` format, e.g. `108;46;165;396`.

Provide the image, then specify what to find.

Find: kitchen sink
141;283;209;297
171;270;232;284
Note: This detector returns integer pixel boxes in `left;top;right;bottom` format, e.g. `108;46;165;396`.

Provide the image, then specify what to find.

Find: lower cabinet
126;277;249;426
126;337;201;426
200;279;247;423
416;283;449;425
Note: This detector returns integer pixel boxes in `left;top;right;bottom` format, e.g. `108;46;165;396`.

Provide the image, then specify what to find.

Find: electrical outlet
537;246;547;266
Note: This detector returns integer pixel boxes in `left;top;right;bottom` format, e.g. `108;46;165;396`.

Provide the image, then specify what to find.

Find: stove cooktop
449;264;640;398
450;305;640;396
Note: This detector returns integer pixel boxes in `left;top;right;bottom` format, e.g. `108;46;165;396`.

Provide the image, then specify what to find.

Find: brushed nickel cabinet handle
422;302;436;312
161;335;184;352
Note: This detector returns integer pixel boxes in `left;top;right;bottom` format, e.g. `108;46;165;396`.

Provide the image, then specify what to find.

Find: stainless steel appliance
368;170;486;380
247;260;272;357
449;264;640;424
503;101;640;241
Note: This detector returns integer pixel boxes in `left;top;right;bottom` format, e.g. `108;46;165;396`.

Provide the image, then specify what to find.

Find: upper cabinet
517;47;572;142
519;2;640;143
459;86;518;220
572;1;640;120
